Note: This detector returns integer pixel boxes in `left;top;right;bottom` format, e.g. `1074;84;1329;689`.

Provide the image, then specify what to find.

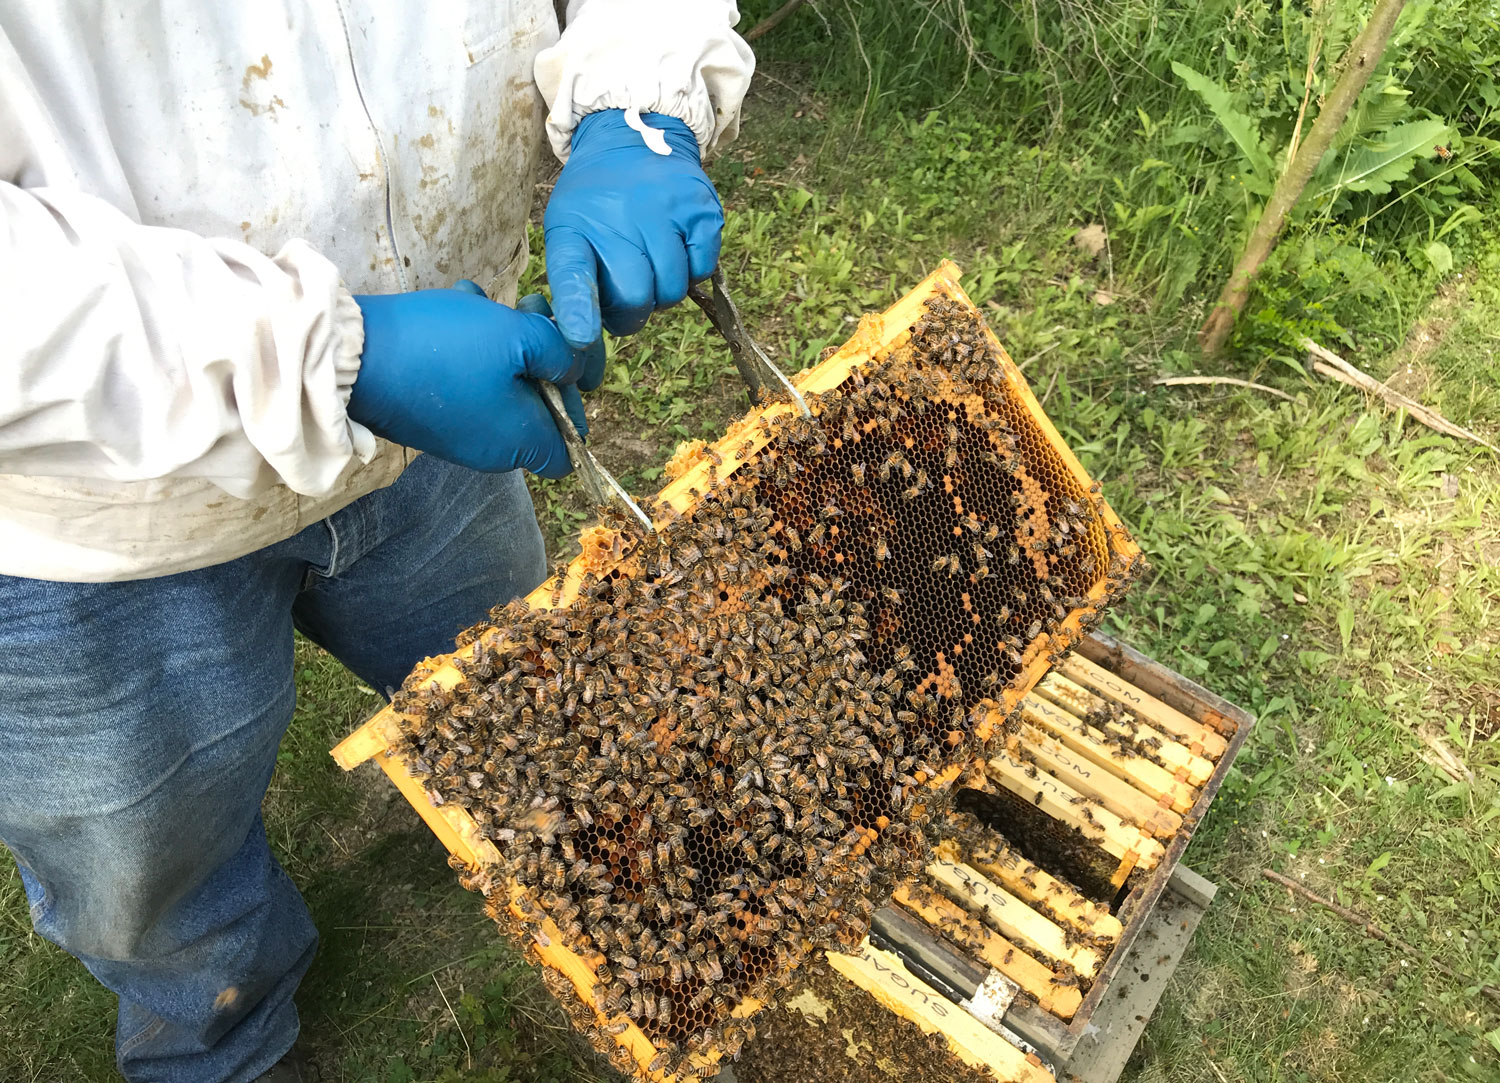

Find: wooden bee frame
824;939;1057;1082
332;261;1141;1080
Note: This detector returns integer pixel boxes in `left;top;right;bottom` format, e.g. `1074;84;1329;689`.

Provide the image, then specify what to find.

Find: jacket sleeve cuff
534;0;755;162
330;285;378;465
252;240;379;492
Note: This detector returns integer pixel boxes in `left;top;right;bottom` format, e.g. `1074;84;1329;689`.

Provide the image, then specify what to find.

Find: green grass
7;26;1500;1083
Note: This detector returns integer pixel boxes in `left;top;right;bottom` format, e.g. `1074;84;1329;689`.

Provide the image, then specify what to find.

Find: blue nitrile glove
544;109;723;363
349;284;582;478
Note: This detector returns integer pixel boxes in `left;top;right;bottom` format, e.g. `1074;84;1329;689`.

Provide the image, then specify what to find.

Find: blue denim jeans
0;455;546;1082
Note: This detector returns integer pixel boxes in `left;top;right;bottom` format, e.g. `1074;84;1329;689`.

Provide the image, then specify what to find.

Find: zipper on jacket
331;0;409;291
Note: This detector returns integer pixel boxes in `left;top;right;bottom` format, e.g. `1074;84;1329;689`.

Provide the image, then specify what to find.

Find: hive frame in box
869;631;1254;1071
331;261;1140;1081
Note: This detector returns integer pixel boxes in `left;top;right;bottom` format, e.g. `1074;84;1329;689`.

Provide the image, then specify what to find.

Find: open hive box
333;261;1145;1081
861;632;1253;1080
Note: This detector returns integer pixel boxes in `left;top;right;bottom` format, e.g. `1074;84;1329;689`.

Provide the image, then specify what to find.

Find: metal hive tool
333;261;1143;1082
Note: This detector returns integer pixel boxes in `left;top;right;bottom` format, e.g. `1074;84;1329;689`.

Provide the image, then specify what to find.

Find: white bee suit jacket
0;0;753;581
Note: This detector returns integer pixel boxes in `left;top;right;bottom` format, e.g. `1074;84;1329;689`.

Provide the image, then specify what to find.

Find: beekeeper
0;3;752;1080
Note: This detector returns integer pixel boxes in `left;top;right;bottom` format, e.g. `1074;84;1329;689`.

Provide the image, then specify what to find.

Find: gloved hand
511;290;600;440
348;284;583;477
544;108;723;361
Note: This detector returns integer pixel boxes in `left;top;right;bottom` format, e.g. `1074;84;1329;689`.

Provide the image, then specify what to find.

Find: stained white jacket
0;0;752;581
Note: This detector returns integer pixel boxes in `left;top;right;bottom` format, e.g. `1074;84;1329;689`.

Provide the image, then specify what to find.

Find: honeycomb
390;293;1142;1079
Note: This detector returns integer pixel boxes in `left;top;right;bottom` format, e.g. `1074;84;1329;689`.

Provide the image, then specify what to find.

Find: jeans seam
11;853;53;923
324;518;342;578
117;1014;166;1059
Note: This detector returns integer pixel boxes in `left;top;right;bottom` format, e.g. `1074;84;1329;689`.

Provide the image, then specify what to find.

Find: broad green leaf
1338;604;1354;650
1435;203;1482;240
1171;61;1273;185
1423;241;1454;275
786;187;814;215
1315;119;1450;197
1336;82;1413;149
1365;851;1393;878
1298;649;1337;673
1164;123;1210;147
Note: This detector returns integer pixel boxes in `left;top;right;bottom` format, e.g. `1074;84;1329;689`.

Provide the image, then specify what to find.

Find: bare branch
1153;376;1296;402
746;0;809;42
1301;338;1497;452
1264;868;1500;1004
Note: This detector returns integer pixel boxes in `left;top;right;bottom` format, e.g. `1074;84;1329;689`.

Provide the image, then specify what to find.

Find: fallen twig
1418;726;1474;782
1300;338;1497;452
1153;375;1296;402
1017;340;1062;372
1040;368;1059;407
746;0;809;41
432;973;473;1069
1262;868;1500;1003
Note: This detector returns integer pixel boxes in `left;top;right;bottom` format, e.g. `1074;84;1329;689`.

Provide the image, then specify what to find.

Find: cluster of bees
1083;699;1165;761
390;295;1141;1079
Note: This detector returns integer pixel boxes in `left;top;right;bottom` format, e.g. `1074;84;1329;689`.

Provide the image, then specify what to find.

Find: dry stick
1262;869;1500;1004
1040;368;1059;407
1284;28;1323;167
1153;375;1296;402
746;0;809;42
1301;338;1498;452
432;974;473;1069
1198;0;1408;358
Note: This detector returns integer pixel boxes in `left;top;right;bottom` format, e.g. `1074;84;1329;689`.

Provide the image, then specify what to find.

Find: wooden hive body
333;262;1140;1080
871;634;1253;1076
